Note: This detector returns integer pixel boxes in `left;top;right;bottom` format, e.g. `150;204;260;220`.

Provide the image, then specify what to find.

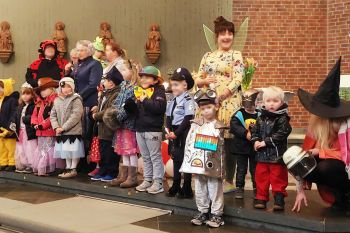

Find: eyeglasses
193;89;217;101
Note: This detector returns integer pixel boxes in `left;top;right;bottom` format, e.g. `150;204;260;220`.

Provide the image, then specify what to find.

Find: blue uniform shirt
166;91;196;126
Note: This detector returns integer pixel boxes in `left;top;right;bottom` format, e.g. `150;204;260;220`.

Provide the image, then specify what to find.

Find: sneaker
146;181;164;194
15;168;25;173
88;168;100;177
100;175;116;182
273;193;285;211
206;215;224;228
254;199;267;209
60;169;78;179
223;180;236;194
58;169;69;178
23;167;33;174
91;174;103;181
135;180;152;192
235;187;244;199
191;212;209;226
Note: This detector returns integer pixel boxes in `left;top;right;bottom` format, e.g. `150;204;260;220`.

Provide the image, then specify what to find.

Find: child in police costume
165;67;196;198
180;89;226;228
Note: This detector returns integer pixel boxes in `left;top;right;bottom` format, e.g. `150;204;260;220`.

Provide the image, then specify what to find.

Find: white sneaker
146;181;164;194
206;215;225;228
135;180;152;192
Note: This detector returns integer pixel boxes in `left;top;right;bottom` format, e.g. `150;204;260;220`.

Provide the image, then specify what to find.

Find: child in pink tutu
31;77;65;176
110;60;139;188
12;83;38;173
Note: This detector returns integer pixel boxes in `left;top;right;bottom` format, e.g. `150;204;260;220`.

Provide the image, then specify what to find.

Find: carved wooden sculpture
145;24;161;64
52;21;67;56
99;22;114;46
0;21;13;63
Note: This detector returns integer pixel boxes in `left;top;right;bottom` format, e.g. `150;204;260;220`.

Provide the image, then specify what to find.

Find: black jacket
13;101;37;141
125;85;166;132
251;104;292;164
0;92;19;138
230;108;259;155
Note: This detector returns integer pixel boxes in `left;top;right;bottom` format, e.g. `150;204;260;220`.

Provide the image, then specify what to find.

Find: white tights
122;155;138;167
65;158;80;169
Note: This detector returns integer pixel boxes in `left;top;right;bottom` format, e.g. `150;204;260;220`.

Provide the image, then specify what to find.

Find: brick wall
327;0;350;73
232;0;330;129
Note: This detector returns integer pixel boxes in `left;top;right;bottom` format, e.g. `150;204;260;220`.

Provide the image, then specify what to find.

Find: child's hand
246;131;251;140
168;132;177;140
34;125;39;130
254;141;260;151
92;113;97;120
259;141;266;148
139;94;147;102
90;106;98;113
56;127;64;134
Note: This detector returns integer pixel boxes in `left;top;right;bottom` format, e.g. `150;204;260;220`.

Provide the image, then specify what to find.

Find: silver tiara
21;82;33;89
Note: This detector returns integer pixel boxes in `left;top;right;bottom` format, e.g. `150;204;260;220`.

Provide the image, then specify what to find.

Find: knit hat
93;36;104;52
105;66;123;86
139;66;163;84
170;67;194;90
59;77;75;92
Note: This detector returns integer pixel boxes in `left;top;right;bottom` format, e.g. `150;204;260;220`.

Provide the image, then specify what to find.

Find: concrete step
0;172;348;233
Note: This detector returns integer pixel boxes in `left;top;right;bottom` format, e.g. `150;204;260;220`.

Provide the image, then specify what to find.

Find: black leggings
305;158;350;194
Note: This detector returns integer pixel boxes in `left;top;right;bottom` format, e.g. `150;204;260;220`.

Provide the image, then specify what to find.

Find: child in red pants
251;86;292;210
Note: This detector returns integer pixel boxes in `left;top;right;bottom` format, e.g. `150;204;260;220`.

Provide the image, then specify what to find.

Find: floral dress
196;49;244;138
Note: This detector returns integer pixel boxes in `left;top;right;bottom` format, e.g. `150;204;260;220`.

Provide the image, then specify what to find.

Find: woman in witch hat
290;57;350;215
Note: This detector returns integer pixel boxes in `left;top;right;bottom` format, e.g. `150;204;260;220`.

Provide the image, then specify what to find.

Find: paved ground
0;183;275;233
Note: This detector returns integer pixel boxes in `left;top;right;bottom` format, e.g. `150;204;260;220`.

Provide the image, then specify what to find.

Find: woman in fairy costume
195;16;245;192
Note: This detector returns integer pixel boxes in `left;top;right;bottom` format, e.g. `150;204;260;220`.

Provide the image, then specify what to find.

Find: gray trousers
136;132;165;182
194;175;224;216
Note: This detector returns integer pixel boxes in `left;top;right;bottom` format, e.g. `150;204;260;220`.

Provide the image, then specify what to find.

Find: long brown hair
105;42;126;58
308;115;346;149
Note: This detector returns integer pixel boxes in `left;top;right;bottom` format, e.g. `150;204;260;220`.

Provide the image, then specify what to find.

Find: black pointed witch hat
298;57;350;118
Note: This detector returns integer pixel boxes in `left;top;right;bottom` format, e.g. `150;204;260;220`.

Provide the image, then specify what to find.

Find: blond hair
263;86;284;102
308;115;345;149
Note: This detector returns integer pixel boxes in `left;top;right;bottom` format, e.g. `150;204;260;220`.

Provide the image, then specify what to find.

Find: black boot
331;190;347;211
166;180;181;197
273;193;285;211
254;199;267;209
178;174;193;199
346;192;350;216
178;183;193;199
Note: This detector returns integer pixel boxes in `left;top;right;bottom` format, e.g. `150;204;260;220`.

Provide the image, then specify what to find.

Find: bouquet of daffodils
242;58;258;91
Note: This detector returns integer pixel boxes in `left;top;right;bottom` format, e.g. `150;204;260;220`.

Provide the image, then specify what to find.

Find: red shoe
88;168;100;177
